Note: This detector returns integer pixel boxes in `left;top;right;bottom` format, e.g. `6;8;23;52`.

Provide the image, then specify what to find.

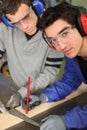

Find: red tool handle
25;77;30;114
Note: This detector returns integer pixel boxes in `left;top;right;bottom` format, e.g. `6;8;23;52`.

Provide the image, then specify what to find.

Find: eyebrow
58;26;70;35
45;26;70;39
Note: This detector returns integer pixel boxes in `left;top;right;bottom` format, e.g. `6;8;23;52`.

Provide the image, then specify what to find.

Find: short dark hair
39;2;87;31
0;0;32;16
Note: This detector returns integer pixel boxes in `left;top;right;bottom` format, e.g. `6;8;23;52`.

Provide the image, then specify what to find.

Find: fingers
6;95;17;108
21;98;29;109
6;100;17;109
0;101;8;113
41;115;50;122
29;100;41;109
40;121;48;130
21;95;41;110
21;98;40;110
6;93;21;109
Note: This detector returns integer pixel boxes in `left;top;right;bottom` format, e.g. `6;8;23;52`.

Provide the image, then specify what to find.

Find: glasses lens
43;25;75;50
58;25;75;43
9;7;32;25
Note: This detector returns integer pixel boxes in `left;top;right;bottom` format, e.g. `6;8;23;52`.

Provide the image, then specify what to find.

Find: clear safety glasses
43;25;75;49
8;6;32;25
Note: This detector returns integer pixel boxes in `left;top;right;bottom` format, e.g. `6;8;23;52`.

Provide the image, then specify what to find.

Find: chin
26;30;36;35
66;54;76;58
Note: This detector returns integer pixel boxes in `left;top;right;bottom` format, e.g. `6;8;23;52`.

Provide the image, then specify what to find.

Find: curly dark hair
0;0;32;16
39;2;87;35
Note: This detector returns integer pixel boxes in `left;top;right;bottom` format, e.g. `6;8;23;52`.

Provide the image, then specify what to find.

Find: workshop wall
49;0;87;9
71;0;87;9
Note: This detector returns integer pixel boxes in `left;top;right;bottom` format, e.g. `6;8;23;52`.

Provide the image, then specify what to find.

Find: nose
57;40;67;50
19;20;28;29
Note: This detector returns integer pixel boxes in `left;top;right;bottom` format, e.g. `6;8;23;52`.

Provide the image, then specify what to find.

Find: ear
1;0;15;28
33;0;45;16
1;15;15;28
77;14;87;36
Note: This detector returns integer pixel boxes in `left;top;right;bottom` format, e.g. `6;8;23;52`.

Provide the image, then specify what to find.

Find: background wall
48;0;87;9
71;0;87;9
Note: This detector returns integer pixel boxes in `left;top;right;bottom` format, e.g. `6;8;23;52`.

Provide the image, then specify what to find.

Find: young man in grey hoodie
0;0;63;109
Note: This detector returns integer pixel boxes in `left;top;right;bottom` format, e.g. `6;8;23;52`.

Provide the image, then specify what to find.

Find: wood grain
0;83;87;130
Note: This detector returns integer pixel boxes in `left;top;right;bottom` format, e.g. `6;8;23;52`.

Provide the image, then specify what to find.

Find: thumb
0;101;8;113
6;96;13;108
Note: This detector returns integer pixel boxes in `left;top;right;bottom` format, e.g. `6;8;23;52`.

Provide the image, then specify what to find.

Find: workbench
6;92;87;130
0;73;87;130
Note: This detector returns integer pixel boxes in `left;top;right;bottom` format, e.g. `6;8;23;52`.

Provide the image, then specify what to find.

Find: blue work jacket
42;57;87;129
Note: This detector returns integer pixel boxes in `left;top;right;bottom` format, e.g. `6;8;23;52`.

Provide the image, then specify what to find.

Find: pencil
25;76;30;114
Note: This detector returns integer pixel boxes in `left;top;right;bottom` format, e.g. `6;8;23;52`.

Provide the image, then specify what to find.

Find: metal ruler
8;108;40;127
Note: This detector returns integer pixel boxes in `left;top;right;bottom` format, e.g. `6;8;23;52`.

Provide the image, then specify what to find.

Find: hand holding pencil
21;77;46;111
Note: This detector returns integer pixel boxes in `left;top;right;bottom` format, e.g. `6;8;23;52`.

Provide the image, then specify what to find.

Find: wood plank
0;83;87;130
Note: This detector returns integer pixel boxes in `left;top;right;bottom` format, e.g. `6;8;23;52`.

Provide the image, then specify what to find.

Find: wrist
39;93;47;103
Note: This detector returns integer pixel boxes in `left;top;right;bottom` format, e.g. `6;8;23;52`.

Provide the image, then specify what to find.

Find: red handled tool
25;77;30;114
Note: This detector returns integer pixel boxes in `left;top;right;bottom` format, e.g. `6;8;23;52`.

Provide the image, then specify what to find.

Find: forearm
42;77;81;103
18;86;27;98
64;105;87;129
42;81;74;102
30;71;57;94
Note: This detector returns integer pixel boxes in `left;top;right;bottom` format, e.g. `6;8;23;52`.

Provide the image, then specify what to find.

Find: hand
0;101;8;113
6;92;22;109
22;93;46;110
40;115;66;130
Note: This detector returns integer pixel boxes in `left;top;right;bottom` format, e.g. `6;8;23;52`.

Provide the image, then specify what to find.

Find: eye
61;30;69;38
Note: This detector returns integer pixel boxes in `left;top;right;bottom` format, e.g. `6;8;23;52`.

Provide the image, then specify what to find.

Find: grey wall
71;0;87;9
49;0;87;9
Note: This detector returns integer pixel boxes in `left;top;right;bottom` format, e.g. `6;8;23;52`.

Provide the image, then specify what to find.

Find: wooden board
0;83;87;130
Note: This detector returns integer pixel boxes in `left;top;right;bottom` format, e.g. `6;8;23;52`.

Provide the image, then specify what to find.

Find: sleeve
42;58;82;102
64;105;87;129
30;49;64;94
0;23;6;53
